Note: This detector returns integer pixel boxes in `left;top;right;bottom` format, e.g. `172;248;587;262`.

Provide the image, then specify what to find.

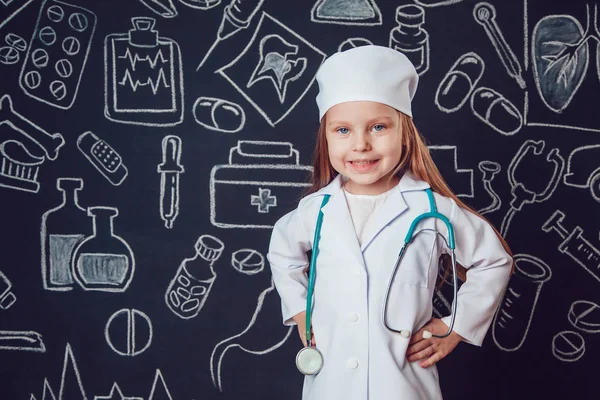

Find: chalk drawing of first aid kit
210;141;312;229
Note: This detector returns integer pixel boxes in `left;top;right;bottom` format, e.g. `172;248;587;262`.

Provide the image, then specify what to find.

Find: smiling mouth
349;160;378;166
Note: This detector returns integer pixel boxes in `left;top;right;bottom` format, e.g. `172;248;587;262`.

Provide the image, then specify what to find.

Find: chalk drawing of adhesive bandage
0;94;65;193
165;235;224;319
211;280;293;392
428;145;473;198
77;131;128;186
105;17;184;127
563;144;600;202
310;0;382;26
542;210;600;284
210;141;313;229
217;13;326;127
18;0;96;109
492;254;552;352
500;139;564;237
105;308;152;356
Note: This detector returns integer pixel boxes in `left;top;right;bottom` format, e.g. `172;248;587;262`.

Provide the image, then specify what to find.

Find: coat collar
308;172;430;266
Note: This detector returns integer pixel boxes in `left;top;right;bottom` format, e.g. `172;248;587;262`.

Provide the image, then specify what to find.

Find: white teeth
352;160;375;166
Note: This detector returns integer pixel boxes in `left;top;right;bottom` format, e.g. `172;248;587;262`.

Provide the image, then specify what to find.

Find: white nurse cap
315;45;419;120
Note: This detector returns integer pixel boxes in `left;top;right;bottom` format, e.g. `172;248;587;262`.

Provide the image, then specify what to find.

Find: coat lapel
319;176;365;267
359;172;430;251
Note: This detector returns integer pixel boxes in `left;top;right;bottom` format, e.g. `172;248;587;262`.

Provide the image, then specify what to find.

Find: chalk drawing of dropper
542;210;600;283
158;135;184;229
500;140;564;237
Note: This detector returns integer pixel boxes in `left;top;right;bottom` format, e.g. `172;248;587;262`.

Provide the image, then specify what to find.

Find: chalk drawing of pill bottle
492;254;552;351
165;235;224;319
41;178;90;291
72;207;135;292
389;4;429;75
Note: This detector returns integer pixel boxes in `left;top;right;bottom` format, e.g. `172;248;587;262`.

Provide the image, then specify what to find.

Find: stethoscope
296;188;459;376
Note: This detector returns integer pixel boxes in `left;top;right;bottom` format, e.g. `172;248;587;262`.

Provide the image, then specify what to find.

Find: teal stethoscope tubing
382;188;458;339
305;194;330;345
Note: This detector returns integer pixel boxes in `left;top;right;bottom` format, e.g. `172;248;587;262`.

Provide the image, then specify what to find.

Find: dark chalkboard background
1;0;598;399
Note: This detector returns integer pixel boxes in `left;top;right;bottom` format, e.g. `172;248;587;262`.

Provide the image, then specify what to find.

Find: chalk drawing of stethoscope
500;140;565;237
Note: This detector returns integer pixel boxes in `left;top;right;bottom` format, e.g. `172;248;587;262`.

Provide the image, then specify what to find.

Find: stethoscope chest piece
296;346;323;375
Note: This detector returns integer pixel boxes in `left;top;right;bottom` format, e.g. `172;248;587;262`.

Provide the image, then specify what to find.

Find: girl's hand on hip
292;311;316;347
406;318;463;368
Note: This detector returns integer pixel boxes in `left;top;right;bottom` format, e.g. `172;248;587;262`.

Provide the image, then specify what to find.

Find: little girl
267;45;513;400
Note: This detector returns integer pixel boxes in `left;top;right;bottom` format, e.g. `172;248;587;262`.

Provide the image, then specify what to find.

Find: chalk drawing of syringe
542;210;600;283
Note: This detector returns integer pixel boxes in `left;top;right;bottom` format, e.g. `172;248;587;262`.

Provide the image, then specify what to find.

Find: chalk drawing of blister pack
210;141;312;229
18;0;97;109
105;17;184;127
217;13;326;127
525;2;600;132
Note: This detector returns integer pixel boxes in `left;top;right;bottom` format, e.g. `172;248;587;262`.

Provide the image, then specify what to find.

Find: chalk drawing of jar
492;254;552;351
71;207;135;292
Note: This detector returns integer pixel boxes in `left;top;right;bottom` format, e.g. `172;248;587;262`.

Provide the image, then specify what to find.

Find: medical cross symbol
251;188;277;213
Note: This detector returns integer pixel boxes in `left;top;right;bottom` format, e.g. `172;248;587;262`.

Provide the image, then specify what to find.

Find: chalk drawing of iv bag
492;254;552;351
532;12;590;113
41;178;91;291
210;141;313;229
104;17;184;127
71;207;135;292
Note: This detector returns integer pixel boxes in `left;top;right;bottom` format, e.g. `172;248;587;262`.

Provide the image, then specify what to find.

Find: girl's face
325;101;403;195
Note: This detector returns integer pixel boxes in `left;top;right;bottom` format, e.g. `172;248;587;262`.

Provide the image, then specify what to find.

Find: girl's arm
267;205;313;326
439;198;513;346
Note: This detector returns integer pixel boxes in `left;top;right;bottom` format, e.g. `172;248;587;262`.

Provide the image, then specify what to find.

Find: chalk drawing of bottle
41;178;90;291
389;4;430;75
72;207;135;292
165;235;224;319
492;254;552;351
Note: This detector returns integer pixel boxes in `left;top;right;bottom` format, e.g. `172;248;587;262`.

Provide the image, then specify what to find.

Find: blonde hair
306;111;514;280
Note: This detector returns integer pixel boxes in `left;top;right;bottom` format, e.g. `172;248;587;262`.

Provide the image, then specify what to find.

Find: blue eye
372;124;385;132
336;127;349;135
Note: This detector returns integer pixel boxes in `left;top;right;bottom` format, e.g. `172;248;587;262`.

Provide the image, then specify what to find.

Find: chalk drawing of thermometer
473;2;526;89
500;140;564;237
158;135;184;229
542;210;600;283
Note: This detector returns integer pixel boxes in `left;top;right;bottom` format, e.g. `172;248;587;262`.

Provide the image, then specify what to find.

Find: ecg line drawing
104;17;184;126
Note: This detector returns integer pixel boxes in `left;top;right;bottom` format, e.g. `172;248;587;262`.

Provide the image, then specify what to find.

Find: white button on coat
268;173;513;400
348;312;359;322
346;358;359;369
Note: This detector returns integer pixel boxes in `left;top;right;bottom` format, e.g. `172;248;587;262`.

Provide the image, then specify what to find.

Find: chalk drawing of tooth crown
532;4;600;113
210;141;312;229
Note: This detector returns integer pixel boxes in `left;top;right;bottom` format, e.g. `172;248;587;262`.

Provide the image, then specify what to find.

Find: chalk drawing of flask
492;254;552;351
165;235;224;319
41;178;91;291
72;207;135;292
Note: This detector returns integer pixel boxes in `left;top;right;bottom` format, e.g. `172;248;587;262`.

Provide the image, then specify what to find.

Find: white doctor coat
268;172;512;400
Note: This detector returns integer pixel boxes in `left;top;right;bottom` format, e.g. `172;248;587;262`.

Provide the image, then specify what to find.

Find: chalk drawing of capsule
104;17;184;127
492;254;552;352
